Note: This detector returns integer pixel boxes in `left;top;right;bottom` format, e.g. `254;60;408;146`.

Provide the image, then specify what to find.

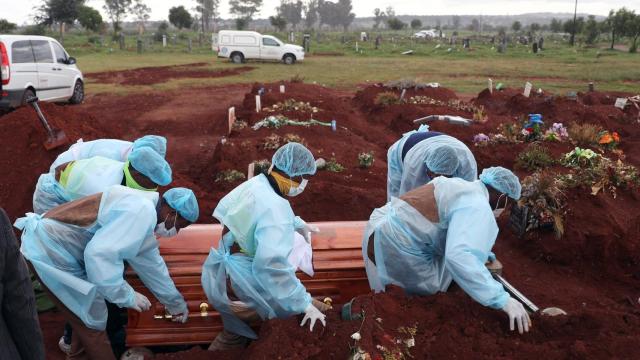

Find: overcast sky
2;0;639;26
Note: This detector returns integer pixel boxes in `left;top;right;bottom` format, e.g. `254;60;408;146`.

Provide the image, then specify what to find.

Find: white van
217;30;305;65
0;35;84;109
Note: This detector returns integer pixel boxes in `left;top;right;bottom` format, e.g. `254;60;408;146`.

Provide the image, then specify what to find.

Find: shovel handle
28;98;55;136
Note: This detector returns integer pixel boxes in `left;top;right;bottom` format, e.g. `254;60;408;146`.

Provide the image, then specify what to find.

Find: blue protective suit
50;139;134;173
202;174;311;339
363;177;509;310
387;129;477;201
34;157;126;214
16;186;187;330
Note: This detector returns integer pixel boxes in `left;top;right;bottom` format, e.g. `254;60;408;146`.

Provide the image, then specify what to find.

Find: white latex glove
295;222;320;244
502;297;531;334
172;306;189;324
130;292;151;313
300;303;326;331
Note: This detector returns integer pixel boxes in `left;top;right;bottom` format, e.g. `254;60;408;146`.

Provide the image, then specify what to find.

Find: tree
583;15;600;45
470;18;480;32
317;0;354;31
336;0;355;31
604;8;634;50
563;17;584;38
196;0;220;32
511;21;522;32
38;0;85;42
410;19;422;30
0;19;17;33
131;0;150;34
169;6;193;29
626;12;640;53
104;0;132;34
387;17;406;31
270;15;287;31
451;15;460;30
235;18;248;30
303;0;318;29
278;0;303;29
530;23;540;33
550;18;563;33
77;5;103;32
373;8;386;29
229;0;263;23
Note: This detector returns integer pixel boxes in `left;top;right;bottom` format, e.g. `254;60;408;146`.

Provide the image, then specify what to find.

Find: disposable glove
130;292;151;312
502;297;531;334
172;306;189;324
300;303;326;331
295;220;319;244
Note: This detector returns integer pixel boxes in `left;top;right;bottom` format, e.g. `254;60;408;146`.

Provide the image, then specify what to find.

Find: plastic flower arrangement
473;133;491;146
544;123;569;142
522;114;544;141
598;130;621;150
562;147;600;168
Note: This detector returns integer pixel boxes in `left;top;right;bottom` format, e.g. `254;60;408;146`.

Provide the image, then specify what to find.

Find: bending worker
15;186;199;359
364;167;532;334
50;135;167;173
387;125;477;201
33;147;172;214
202;142;326;351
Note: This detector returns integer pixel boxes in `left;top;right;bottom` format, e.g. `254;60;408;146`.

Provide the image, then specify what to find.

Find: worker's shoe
208;330;250;351
58;336;71;355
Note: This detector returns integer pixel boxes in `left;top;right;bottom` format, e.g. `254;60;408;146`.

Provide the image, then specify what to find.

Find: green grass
55;30;640;95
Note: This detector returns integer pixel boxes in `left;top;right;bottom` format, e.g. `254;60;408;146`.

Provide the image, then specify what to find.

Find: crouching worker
364;167;532;334
203;143;327;351
15;186;199;360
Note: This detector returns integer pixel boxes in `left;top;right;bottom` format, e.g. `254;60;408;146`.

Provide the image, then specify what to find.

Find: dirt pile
87;63;254;85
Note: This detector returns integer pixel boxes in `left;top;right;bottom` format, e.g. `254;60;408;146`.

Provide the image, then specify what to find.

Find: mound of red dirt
87;63;255;85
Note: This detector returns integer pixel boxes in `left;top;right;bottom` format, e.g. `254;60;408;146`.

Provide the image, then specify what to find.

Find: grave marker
255;95;261;113
488;78;493;94
227;107;236;135
523;82;533;98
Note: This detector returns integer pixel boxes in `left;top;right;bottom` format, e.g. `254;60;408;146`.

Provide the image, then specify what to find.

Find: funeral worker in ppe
387;125;477;201
33;146;172;214
202;142;327;351
14;186;199;360
364;167;532;334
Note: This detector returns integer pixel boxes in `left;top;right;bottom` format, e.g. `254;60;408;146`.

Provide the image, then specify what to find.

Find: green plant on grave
568;122;602;147
325;158;345;172
473;106;488;123
215;170;246;183
375;91;402;106
252;159;272;175
561;156;640;197
282;133;305;145
518;171;566;238
262;134;282;150
515;144;556;171
561;147;600;169
358;152;375;168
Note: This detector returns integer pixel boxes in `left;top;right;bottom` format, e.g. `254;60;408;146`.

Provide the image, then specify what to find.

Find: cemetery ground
1;32;639;359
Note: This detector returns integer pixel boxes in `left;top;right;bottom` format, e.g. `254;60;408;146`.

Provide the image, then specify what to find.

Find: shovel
27;97;68;150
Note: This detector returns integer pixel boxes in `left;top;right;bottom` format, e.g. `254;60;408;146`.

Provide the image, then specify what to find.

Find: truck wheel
231;52;244;64
21;88;35;106
69;80;84;104
283;54;296;65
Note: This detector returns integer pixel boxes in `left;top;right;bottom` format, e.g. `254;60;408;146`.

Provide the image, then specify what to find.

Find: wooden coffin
125;221;369;347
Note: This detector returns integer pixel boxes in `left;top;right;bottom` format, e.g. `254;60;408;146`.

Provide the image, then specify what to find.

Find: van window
234;36;257;46
11;41;35;64
262;38;280;47
52;42;68;64
221;35;231;43
31;40;53;63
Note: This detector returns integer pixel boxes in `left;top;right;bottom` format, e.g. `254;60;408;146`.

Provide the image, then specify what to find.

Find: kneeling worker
15;186;199;359
364;167;532;334
202;142;326;351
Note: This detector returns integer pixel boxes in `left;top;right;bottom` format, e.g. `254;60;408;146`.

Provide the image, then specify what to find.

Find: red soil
2;75;640;358
87;63;255;85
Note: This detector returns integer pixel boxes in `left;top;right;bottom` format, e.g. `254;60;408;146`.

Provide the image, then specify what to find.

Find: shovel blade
43;129;69;150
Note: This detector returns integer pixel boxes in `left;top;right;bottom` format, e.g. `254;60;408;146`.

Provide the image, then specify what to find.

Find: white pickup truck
216;30;305;65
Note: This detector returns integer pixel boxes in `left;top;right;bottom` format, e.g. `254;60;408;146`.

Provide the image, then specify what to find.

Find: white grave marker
614;98;628;110
227;107;236;134
255;95;261;113
280;85;285;93
523;82;533;98
247;163;255;179
162;35;167;48
488;78;493;94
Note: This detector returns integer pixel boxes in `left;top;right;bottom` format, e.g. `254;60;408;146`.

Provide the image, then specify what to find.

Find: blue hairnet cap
128;147;172;186
425;145;459;176
272;142;316;177
480;167;522;200
132;135;167;157
163;188;199;222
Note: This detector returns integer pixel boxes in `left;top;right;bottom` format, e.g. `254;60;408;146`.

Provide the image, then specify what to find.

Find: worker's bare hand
502;297;531;334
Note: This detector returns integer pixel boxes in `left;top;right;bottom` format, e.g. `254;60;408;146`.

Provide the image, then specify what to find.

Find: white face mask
155;212;178;238
493;193;509;219
288;179;308;197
